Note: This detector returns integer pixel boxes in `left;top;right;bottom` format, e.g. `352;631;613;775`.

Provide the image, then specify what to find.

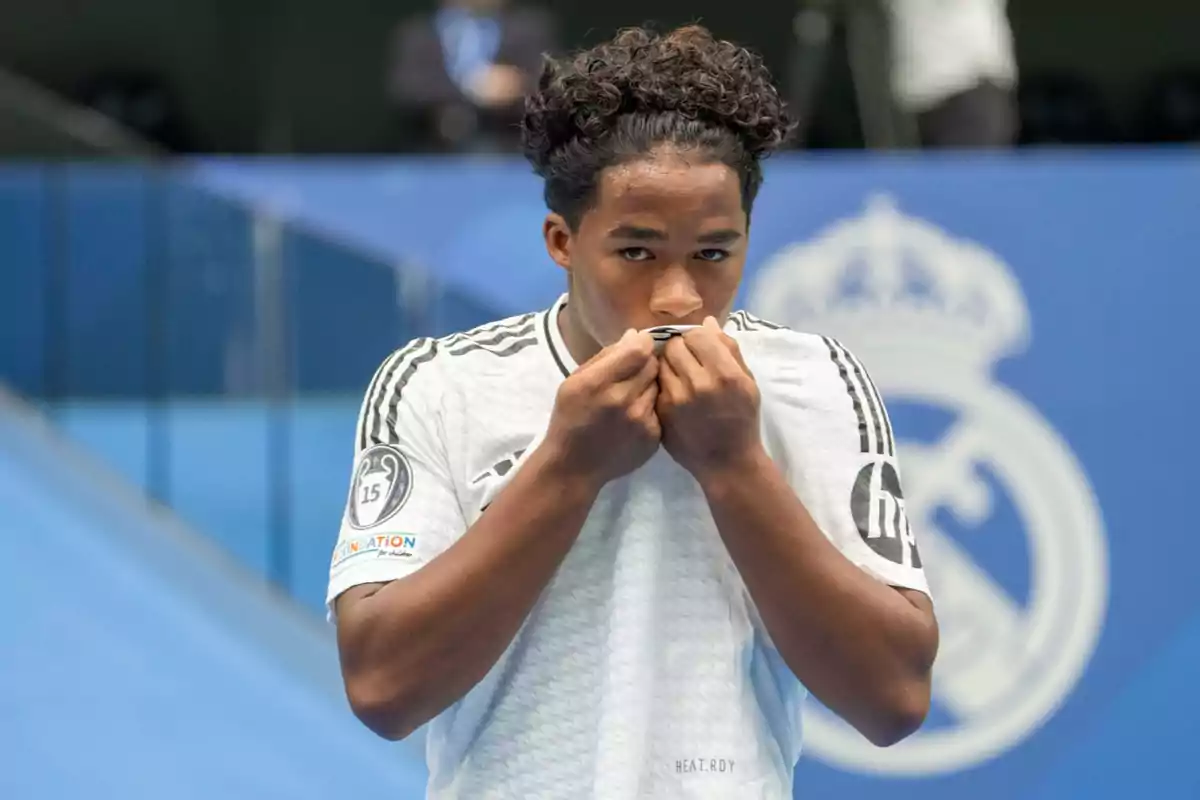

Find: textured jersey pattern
328;296;927;799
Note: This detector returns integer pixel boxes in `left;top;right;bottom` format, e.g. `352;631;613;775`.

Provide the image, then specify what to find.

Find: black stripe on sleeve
448;336;540;358
744;311;785;330
442;312;536;350
873;383;895;457
377;339;440;445
831;339;886;456
359;321;543;449
839;344;895;457
822;335;871;454
445;321;536;354
358;338;426;451
872;380;895;457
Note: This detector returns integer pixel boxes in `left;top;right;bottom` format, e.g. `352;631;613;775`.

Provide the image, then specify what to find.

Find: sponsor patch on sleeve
850;458;922;570
331;533;420;570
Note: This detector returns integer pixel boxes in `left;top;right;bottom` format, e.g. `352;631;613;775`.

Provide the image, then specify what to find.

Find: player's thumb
592;328;640;368
611;328;653;371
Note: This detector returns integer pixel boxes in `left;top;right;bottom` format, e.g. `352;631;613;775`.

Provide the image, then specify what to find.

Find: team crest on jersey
747;195;1109;776
347;444;413;530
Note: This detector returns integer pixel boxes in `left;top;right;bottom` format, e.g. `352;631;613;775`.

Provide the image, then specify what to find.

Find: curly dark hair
521;24;794;228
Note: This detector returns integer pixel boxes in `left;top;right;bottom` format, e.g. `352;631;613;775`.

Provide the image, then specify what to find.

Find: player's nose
648;266;702;321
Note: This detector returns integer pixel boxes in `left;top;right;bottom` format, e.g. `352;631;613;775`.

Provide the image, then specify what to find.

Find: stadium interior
2;1;1198;797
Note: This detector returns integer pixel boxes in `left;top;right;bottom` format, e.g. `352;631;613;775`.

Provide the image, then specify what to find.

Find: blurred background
1;0;1198;798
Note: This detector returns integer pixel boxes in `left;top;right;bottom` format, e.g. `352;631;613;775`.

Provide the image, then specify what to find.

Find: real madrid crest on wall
348;444;414;530
747;195;1109;776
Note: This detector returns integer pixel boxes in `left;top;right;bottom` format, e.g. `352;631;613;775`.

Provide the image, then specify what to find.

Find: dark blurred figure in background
787;0;1017;151
387;0;559;153
885;0;1018;148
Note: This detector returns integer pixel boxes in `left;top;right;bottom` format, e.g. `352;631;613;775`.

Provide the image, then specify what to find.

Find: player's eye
695;249;730;263
619;247;654;262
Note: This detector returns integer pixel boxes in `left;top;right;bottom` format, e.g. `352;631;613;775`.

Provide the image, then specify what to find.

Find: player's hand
544;329;661;488
656;316;762;479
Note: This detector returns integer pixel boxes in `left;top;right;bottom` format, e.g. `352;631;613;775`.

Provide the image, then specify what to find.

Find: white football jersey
328;294;929;800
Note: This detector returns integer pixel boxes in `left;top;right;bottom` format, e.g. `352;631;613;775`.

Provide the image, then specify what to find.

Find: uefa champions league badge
644;324;701;353
746;194;1109;777
347;444;414;530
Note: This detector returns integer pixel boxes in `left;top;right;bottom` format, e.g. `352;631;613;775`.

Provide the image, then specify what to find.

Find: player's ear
543;213;573;272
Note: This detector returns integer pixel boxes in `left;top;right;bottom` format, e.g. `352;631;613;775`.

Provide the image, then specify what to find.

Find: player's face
543;147;748;354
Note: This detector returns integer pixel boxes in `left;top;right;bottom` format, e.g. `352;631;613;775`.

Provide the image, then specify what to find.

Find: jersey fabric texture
328;294;929;800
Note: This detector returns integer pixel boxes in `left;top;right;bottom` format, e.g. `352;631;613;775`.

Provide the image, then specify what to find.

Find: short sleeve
326;340;467;618
760;334;930;597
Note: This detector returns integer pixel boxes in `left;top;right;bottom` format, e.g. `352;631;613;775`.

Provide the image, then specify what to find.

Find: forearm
340;442;601;739
698;447;936;745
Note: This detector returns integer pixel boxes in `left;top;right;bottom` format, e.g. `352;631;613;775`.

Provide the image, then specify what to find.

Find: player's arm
697;448;936;747
658;324;937;747
333;333;659;741
336;439;603;741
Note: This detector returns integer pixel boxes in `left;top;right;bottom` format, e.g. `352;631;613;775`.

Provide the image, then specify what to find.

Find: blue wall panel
286;398;360;613
48;398;357;615
52;401;150;491
162;181;257;396
61;167;152;396
287;228;410;393
0;167;49;397
163;401;274;577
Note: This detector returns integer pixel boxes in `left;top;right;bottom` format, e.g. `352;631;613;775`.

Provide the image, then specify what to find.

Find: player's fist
545;329;661;488
656;317;762;478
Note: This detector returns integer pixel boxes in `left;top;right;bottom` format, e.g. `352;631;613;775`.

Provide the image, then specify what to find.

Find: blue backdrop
3;151;1199;797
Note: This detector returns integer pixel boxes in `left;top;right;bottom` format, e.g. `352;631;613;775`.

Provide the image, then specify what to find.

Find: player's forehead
587;149;746;235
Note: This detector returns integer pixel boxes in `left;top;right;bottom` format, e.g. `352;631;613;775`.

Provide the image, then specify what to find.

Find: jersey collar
542;293;576;378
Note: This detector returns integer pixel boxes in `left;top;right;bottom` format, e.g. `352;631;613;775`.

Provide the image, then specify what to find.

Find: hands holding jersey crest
547;316;762;489
656;317;762;480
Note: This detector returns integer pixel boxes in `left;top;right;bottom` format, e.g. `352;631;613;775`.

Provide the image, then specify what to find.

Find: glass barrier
0;163;503;613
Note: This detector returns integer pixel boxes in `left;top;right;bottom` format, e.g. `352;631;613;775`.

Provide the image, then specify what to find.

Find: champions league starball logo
747;195;1109;776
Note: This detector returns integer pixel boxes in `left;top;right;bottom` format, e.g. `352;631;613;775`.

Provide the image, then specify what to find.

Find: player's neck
557;303;603;367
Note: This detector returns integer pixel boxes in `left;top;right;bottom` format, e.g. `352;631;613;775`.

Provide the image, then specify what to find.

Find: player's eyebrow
606;225;744;244
607;224;667;240
696;228;743;245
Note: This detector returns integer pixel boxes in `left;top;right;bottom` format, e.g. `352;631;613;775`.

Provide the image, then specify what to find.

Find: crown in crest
747;194;1030;371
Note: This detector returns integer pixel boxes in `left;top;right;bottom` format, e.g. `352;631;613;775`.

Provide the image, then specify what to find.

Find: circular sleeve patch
347;444;414;530
850;459;922;568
